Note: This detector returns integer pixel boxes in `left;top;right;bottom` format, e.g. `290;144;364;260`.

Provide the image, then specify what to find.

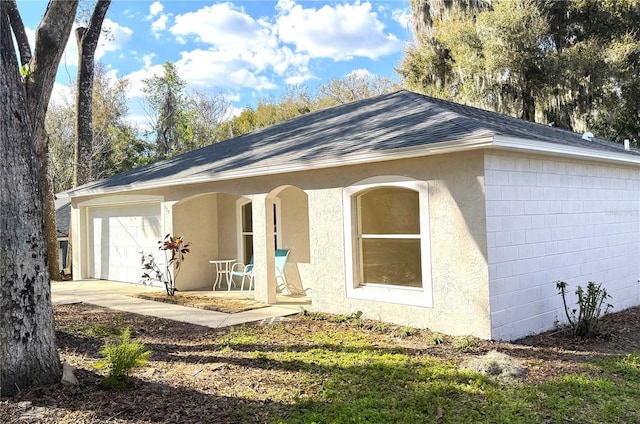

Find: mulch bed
132;291;269;313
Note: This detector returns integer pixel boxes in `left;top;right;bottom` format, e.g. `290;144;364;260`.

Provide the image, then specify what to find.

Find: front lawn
1;304;639;423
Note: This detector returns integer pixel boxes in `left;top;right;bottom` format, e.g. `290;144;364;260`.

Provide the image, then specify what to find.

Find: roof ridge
398;90;495;136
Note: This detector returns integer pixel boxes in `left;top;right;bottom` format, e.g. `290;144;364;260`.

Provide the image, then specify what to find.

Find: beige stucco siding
173;193;219;290
276;187;310;293
69;150;491;338
303;151;490;338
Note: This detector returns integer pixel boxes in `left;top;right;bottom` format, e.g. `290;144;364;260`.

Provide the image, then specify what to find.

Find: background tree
47;97;75;193
398;0;640;144
182;89;231;151
143;62;231;157
91;64;150;178
47;64;149;193
143;62;187;160
217;73;398;140
1;0;79;396
74;0;111;186
317;70;399;107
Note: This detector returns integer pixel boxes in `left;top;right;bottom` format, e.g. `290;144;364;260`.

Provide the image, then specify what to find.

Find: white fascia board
492;135;640;166
64;136;496;198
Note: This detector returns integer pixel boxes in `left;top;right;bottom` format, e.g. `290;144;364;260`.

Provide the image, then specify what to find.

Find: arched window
343;177;432;307
356;187;422;287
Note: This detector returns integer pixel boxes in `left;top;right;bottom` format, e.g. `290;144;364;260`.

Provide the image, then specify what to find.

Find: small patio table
209;259;236;291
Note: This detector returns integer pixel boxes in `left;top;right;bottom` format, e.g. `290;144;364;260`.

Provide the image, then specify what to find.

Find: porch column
163;201;177;236
252;194;277;304
162;201;177;282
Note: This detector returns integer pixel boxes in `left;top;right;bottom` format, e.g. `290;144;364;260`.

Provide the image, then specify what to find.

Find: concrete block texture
486;152;640;340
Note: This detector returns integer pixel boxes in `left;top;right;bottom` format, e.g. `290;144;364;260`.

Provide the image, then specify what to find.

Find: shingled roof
55;197;70;238
64;90;639;197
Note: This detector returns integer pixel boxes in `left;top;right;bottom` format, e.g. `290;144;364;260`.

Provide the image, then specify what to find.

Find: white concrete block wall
485;152;640;340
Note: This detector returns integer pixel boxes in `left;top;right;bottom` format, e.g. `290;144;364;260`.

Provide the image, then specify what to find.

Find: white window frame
343;176;433;308
236;198;282;264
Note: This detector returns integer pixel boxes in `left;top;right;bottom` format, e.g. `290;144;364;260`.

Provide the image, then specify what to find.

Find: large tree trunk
0;1;60;396
74;0;111;186
25;0;79;279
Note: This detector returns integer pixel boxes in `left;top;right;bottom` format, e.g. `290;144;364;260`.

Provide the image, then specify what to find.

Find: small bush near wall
556;281;613;338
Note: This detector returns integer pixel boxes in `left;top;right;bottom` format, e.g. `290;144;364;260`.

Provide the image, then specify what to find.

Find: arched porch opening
262;185;311;305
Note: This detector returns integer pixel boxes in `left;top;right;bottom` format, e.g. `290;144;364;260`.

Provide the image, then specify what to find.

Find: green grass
218;324;640;424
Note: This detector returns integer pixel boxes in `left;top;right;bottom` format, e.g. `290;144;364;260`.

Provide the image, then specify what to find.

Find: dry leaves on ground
1;302;639;423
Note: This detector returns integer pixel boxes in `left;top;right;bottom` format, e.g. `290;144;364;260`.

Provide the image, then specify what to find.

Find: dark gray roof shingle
55;197;70;237
65;90;638;196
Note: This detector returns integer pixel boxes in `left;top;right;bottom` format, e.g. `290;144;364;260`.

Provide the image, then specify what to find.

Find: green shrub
556;281;613;338
431;332;446;345
301;310;327;321
96;328;152;389
397;326;416;338
86;322;124;338
455;336;478;352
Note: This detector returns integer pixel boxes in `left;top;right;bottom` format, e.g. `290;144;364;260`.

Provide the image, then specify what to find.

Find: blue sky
17;0;413;126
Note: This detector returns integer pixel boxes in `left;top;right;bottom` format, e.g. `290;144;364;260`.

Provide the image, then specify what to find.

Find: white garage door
88;203;162;283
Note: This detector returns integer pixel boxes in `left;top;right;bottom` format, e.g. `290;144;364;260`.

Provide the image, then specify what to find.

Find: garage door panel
88;203;162;284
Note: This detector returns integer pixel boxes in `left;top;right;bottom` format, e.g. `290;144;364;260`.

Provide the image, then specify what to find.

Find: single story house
60;90;640;341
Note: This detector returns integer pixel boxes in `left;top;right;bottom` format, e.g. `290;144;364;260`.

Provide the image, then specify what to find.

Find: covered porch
171;184;311;306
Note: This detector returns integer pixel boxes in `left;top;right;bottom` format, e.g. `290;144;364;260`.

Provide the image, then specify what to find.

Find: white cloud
59;24;79;73
141;54;156;68
149;1;163;17
171;3;271;48
148;1;170;38
49;82;75;107
122;63;166;98
168;3;313;90
117;0;404;109
151;14;168;33
96;18;133;60
346;68;373;79
392;8;412;30
174;49;276;90
275;0;403;60
285;73;316;85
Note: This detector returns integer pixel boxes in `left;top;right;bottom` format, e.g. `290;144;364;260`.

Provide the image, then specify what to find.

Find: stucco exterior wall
304;151;490;338
485;152;640;340
69;151;490;337
216;193;241;260
173;193;219;290
277;186;310;294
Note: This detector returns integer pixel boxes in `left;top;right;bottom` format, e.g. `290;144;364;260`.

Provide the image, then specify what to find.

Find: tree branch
86;0;111;42
7;0;31;65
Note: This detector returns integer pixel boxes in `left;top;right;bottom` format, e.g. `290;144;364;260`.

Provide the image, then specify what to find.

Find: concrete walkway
51;280;303;328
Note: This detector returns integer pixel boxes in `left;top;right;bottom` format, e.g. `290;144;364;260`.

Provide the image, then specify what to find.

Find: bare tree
74;0;111;186
0;0;79;396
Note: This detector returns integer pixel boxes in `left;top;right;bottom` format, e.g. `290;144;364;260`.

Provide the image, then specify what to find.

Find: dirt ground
1;302;639;423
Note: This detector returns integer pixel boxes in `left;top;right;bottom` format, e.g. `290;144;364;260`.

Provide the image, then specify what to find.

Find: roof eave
492;135;640;166
60;135;495;199
60;134;639;201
